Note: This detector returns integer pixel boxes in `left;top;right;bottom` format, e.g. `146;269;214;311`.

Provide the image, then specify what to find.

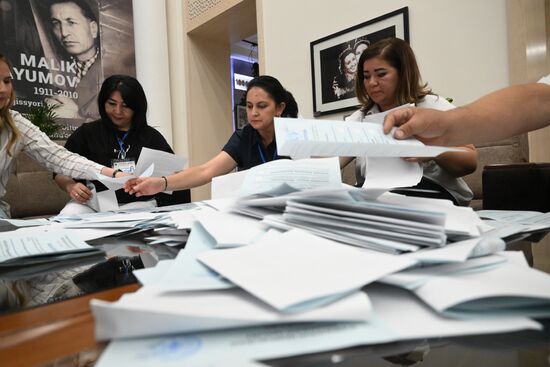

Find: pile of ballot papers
88;151;550;366
5;139;549;365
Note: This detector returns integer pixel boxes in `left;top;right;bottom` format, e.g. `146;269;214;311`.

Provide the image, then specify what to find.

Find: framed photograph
310;7;409;116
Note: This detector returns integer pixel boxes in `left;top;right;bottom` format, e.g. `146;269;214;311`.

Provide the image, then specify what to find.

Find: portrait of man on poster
42;0;103;121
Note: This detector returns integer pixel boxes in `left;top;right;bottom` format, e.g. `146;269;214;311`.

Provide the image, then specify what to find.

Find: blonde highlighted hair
0;54;20;156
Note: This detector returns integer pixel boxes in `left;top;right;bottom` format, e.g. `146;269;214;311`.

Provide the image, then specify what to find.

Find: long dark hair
97;75;148;131
246;75;298;118
355;37;431;111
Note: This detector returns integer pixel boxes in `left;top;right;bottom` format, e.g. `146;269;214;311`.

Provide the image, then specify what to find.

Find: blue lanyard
116;132;129;159
257;144;277;163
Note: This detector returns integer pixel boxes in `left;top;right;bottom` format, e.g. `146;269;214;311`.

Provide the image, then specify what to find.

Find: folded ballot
406;257;550;318
197;229;416;312
91;287;372;340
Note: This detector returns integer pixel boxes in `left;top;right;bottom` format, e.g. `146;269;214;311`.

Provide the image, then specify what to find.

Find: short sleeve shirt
222;124;286;170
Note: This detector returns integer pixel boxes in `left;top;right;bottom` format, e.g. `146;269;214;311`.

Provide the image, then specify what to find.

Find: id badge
112;158;136;174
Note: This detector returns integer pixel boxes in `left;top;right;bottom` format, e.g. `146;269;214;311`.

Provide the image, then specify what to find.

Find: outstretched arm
384;83;550;146
125;151;237;196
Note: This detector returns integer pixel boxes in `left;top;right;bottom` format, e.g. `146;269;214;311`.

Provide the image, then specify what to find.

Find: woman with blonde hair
0;54;122;218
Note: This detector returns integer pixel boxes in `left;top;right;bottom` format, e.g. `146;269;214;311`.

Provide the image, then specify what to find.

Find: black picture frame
310;7;409;116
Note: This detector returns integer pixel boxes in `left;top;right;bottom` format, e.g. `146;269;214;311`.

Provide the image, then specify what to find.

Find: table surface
1;230;550;366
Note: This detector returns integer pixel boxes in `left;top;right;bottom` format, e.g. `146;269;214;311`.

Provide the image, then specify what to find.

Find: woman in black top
125;75;298;197
55;75;188;214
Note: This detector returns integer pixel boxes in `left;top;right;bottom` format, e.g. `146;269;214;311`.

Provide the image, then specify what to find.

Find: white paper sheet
380;254;508;289
477;210;543;222
95;284;540;367
135;147;186;177
168;206;205;229
91;288;372;340
194;211;267;248
240;157;342;195
413;260;550;318
152;222;234;292
211;169;249;199
0;226;98;264
377;193;481;237
402;236;505;264
57;211;162;229
88;186;119;212
362;157;423;194
133;259;176;286
198;229;416;311
274;117;458;159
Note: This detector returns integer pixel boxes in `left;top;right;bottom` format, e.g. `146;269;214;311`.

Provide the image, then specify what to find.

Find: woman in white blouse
340;38;477;206
0;54;120;218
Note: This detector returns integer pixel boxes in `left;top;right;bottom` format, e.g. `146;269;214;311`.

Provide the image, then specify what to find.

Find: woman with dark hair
125;75;299;197
332;47;357;100
0;54;122;218
341;38;477;206
54;74;184;214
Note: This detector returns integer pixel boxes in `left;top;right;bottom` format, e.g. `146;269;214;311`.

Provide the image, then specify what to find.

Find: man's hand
383;108;451;146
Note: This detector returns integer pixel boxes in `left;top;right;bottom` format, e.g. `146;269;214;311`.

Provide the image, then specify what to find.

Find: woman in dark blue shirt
125;75;298;196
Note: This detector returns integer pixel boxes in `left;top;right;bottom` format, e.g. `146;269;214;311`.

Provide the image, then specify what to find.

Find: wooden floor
0;284;139;367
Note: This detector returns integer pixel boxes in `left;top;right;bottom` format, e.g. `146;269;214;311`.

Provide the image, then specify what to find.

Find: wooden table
0;284;139;367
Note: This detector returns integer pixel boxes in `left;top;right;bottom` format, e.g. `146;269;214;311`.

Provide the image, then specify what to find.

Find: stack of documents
0;226;103;267
233;186;449;254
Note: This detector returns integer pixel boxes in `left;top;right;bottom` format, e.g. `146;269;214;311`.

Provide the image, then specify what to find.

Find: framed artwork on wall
310;7;409;116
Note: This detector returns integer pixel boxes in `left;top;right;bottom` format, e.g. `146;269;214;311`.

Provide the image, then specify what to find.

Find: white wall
259;0;509;120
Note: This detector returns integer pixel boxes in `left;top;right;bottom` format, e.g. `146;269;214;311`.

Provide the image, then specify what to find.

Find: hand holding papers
95;162;155;191
97;148;186;192
274;117;458;159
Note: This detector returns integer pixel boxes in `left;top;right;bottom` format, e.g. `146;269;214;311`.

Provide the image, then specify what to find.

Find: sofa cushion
4;152;70;218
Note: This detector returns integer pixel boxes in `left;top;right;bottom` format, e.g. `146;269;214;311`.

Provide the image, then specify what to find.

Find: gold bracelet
161;176;168;191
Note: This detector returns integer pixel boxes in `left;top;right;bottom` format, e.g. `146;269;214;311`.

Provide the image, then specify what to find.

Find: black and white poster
0;0;135;139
